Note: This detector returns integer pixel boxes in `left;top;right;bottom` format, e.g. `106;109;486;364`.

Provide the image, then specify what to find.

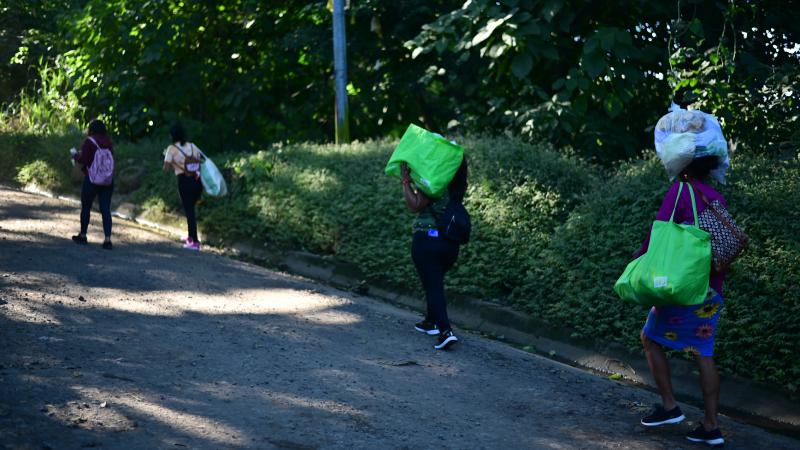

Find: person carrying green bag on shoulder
628;104;734;447
400;156;469;351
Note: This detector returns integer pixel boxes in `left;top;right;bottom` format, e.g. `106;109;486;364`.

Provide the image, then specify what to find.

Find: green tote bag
384;124;464;197
614;182;712;307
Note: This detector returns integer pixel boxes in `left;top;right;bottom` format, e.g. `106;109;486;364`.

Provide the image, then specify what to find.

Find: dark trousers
411;231;460;332
178;175;203;242
80;176;113;237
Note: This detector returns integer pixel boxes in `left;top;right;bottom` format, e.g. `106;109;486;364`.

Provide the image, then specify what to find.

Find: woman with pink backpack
71;119;115;250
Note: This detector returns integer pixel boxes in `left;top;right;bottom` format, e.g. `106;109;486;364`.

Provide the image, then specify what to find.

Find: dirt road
0;187;797;449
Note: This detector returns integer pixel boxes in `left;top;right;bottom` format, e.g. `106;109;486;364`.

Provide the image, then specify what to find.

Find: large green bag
384;124;464;197
614;182;711;307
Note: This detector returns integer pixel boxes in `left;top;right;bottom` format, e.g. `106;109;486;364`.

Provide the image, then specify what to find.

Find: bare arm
163;145;177;173
401;163;430;213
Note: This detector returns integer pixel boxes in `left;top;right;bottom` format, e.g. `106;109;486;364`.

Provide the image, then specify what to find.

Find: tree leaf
541;0;563;23
488;43;507;59
603;94;623;117
689;18;704;38
541;45;558;60
582;52;606;79
472;15;511;47
511;52;533;78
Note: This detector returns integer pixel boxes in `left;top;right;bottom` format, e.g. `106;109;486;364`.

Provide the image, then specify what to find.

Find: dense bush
193;136;598;300
2;132;798;391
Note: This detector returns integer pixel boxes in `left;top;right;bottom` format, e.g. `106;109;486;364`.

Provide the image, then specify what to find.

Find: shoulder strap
191;143;205;160
174;143;189;158
688;179;712;206
87;136;101;150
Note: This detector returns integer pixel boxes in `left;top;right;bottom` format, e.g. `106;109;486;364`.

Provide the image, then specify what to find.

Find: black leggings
411;232;460;332
178;175;203;242
80;176;113;237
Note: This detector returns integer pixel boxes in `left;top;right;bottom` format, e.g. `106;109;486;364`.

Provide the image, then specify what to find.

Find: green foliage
1;131;798;390
3;1;796;163
668;2;800;153
407;0;676;160
3;0;461;146
407;0;799;160
0;63;84;135
2;1;798;392
0;0;86;104
16;160;64;191
0;131;79;190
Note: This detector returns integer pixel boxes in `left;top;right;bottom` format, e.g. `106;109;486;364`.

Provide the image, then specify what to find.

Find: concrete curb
5;183;799;436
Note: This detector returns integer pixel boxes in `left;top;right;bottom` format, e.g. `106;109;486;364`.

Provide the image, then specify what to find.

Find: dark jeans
411;231;460;332
80;176;113;237
178;175;203;242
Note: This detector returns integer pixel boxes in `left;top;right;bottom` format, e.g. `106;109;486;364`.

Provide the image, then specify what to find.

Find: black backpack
436;199;471;245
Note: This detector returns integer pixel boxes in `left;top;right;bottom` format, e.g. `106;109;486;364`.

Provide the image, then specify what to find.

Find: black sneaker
71;235;87;244
640;404;685;427
686;425;724;446
102;241;113;250
434;330;458;350
414;320;439;335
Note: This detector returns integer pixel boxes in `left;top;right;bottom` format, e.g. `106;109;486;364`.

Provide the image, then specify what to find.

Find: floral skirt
642;291;724;357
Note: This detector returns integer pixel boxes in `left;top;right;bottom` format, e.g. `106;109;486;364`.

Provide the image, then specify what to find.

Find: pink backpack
87;136;114;185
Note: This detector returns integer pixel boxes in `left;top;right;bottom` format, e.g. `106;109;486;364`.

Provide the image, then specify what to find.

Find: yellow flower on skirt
694;302;721;319
683;346;700;356
665;331;678;341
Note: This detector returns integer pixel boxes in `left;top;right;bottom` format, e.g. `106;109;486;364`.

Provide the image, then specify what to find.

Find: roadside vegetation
1;130;797;392
1;0;798;391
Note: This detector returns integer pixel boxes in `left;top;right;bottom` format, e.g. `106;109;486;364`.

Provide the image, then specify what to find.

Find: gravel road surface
1;187;797;449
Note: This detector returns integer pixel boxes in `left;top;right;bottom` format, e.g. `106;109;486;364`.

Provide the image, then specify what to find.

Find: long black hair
87;119;107;136
448;156;468;203
170;123;187;146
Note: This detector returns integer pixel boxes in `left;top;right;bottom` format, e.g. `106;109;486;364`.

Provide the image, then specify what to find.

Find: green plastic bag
614;182;711;307
384;124;464;197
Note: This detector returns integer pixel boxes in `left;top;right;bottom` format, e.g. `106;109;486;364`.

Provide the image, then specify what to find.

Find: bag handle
688;179;749;243
670;182;699;227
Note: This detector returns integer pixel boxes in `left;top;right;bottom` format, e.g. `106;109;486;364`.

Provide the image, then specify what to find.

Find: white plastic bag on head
658;132;696;179
654;103;729;183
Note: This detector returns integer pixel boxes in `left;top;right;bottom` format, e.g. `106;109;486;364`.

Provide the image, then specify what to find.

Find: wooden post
332;0;350;144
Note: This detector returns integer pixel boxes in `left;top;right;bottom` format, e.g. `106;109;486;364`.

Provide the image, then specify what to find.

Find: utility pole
332;0;350;144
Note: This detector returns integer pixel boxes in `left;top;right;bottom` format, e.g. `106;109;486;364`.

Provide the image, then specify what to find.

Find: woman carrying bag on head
401;156;469;350
163;123;204;251
71;119;115;250
635;105;737;447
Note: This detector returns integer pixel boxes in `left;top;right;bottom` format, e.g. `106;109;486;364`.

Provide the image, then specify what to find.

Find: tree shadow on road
2;190;798;450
